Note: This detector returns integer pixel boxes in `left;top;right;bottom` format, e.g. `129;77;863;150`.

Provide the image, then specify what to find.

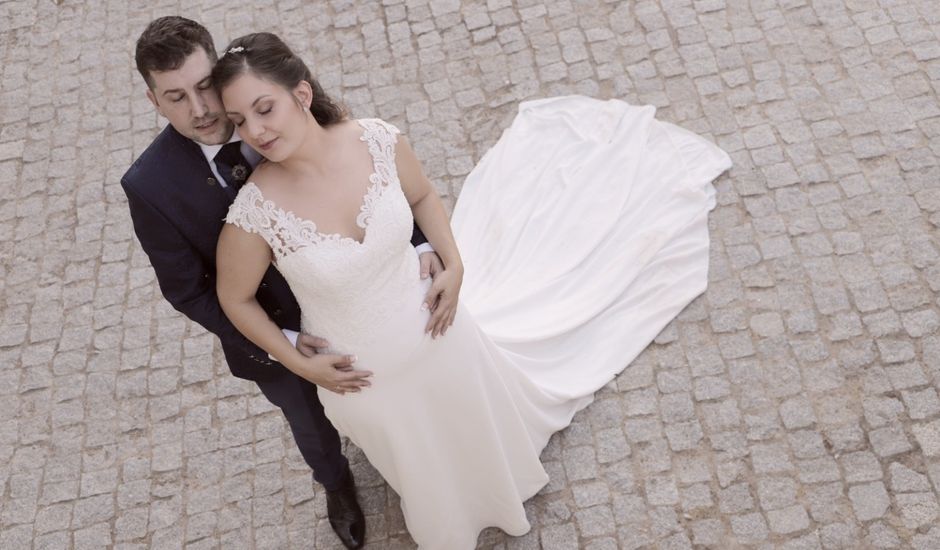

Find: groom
121;16;441;549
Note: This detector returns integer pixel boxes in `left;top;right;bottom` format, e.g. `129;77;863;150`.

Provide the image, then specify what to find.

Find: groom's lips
194;118;218;132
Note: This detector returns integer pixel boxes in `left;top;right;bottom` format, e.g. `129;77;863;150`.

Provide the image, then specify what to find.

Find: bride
214;32;731;549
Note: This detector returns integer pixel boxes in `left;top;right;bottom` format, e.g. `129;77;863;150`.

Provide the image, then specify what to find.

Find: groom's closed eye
168;79;213;103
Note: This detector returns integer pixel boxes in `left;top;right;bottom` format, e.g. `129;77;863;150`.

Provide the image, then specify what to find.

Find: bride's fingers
444;309;456;335
435;305;454;337
426;303;444;334
422;279;446;310
432;312;445;338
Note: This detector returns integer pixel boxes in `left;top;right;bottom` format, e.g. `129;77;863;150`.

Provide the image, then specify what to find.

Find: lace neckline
241;118;396;248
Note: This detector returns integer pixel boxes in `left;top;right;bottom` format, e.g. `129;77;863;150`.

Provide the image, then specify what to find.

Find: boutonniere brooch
231;164;249;183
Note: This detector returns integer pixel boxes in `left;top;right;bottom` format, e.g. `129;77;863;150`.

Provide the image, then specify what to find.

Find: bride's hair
212;32;346;126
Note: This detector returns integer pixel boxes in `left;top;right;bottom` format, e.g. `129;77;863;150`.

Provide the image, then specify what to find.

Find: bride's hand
422;266;463;338
292;353;372;395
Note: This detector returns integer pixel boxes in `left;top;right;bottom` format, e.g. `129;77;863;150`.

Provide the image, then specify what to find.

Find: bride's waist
298;274;432;359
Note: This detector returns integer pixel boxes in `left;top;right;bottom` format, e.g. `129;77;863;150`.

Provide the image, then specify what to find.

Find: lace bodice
226;119;404;258
225;119;422;353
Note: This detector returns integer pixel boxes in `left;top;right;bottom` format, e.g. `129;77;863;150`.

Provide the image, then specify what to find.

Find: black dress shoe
325;467;366;549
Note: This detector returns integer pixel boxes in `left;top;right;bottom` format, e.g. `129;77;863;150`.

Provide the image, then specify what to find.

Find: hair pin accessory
227;46;245;54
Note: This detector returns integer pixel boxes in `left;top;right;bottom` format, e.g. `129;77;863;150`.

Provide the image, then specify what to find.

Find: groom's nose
191;94;208;118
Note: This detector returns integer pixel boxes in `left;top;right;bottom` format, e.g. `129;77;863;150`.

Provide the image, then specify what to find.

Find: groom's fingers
417;251;445;281
329;354;358;369
297;334;330;357
299;334;330;349
419;253;432;280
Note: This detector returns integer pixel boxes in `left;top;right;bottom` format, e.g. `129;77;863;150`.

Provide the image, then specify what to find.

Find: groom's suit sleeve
410;223;428;248
122;181;273;365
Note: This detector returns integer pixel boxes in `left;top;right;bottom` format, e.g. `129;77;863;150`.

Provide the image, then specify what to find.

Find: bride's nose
243;117;265;141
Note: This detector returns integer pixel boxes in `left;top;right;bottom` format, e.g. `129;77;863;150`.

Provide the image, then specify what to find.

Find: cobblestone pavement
2;0;940;548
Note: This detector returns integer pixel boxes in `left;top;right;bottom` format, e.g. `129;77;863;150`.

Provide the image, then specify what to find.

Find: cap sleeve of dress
224;182;266;236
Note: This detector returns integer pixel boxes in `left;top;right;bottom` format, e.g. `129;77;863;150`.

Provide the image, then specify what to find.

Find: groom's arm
410;222;428;248
412;222;435;256
122;181;272;364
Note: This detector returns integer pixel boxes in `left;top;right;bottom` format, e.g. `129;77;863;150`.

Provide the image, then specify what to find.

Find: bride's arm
216;226;304;366
395;135;463;338
216;225;371;394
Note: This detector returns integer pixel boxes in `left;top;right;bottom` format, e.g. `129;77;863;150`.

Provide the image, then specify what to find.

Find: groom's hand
419;251;444;280
295;334;330;358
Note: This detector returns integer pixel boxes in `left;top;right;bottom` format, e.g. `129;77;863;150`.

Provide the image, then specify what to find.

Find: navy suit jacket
121;124;427;381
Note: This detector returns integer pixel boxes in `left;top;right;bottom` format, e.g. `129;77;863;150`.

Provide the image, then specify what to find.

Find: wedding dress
225;96;732;548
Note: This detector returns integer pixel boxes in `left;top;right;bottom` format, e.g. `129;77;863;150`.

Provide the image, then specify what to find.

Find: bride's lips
258;137;278;151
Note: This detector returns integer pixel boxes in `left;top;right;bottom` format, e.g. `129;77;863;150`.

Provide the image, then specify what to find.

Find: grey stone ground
1;0;940;548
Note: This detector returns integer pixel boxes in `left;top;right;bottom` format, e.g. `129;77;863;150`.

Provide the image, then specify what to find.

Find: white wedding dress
226;96;731;548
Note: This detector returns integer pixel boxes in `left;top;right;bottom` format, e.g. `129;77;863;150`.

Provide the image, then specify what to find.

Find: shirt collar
198;130;242;164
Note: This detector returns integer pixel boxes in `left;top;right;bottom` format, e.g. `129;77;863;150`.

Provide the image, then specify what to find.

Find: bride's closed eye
230;106;273;128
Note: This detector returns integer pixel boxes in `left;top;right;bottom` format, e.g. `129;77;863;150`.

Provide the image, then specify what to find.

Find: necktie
214;142;250;199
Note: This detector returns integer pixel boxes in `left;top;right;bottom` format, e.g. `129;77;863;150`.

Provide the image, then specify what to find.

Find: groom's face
145;47;233;145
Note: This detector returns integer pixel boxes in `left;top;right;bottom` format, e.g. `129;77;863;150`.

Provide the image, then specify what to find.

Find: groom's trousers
256;370;348;491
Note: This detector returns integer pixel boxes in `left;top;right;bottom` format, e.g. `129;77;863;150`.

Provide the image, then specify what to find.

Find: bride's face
222;71;311;162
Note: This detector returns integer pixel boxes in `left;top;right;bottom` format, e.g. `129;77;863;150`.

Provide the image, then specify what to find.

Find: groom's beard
189;114;233;145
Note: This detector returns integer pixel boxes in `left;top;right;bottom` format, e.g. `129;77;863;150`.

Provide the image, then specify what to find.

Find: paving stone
869;425;913;457
840;451;883;485
866;521;901;548
751;441;794;474
718;482;754;514
572;481;610;508
563;446;599;482
786;430;825;459
884;362;929;390
901;388;940;420
818;521;861;549
848;481;890;521
767;504;811;534
690;517;724;546
540;522;578;549
911;419;940;457
911;526;940;550
729;512;769;543
888;462;931;492
797;456;840;483
895;492;939;529
779;395;817;429
645;475;679;506
863;396;905;428
757;477;798;510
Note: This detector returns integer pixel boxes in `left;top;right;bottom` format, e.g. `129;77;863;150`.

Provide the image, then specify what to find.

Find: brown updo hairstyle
211;32;346;126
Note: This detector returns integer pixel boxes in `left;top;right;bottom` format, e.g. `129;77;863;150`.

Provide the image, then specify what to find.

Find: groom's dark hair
135;16;217;89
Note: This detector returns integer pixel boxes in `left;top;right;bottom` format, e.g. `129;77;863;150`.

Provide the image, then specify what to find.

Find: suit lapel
165;125;237;205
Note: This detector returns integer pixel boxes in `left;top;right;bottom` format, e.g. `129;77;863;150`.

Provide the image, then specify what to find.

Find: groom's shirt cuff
415;243;434;255
269;329;300;361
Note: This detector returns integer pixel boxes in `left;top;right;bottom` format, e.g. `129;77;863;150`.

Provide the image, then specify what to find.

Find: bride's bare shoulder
328;118;367;138
246;160;283;194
